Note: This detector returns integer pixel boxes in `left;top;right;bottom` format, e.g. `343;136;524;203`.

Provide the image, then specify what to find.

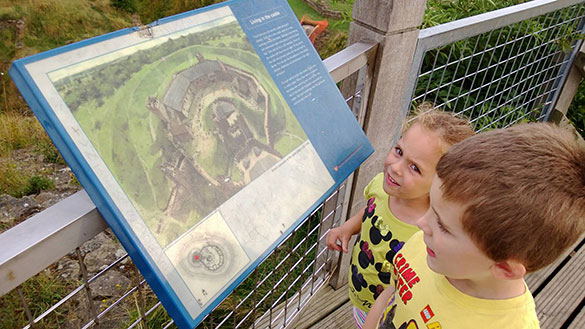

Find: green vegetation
287;0;350;32
568;89;585;137
114;0;223;25
34;140;65;164
327;0;354;14
0;161;28;197
0;111;61;197
423;0;526;28
0;269;79;328
287;0;351;59
0;163;56;197
0;112;51;157
0;0;137;197
23;175;55;195
418;0;585;134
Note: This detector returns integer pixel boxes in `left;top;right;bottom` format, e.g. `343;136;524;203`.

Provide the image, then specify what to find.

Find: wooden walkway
290;233;585;329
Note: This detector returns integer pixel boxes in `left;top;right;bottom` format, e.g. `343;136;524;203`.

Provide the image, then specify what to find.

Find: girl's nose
390;161;402;176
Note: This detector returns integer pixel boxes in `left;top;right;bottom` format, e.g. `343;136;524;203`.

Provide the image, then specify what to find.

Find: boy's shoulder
387;232;539;329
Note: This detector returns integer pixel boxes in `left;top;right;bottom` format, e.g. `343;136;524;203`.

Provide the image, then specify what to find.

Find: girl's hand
326;225;352;253
325;207;365;253
363;285;395;329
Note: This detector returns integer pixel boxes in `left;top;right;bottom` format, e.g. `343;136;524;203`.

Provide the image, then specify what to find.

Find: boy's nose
416;210;431;234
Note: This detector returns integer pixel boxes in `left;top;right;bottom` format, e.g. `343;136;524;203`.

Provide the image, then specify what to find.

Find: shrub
567;84;585;138
111;0;137;13
34;141;65;164
23;175;55;196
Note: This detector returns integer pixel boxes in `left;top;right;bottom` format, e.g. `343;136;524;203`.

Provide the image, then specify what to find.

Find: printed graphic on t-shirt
380;304;419;329
392;252;420;305
383;251;444;329
349;196;408;303
381;303;442;329
420;305;434;323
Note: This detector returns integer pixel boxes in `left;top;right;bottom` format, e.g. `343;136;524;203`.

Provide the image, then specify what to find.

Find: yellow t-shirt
349;173;419;312
378;231;540;329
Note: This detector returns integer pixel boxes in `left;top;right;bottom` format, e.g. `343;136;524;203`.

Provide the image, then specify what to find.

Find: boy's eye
395;147;403;156
437;219;449;233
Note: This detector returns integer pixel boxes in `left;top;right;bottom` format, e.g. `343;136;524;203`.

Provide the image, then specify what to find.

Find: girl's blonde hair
403;104;475;154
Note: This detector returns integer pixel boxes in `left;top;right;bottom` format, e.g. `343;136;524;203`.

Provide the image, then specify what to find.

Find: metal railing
0;41;379;329
403;0;585;127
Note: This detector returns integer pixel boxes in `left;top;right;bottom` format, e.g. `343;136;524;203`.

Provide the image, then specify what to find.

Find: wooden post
329;0;428;289
550;43;585;122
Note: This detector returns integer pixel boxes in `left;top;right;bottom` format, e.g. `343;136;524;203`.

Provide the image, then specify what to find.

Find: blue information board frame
10;1;372;327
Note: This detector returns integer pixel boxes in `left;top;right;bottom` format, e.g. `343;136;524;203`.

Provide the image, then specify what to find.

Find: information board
9;0;373;327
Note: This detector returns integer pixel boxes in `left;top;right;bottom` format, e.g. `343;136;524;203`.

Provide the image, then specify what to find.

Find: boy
364;122;585;329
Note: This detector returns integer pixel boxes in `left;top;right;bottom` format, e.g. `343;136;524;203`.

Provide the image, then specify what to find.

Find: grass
0;269;80;328
0;112;51;157
0;160;56;197
0;161;28;197
0;112;61;197
327;0;353;14
287;0;350;32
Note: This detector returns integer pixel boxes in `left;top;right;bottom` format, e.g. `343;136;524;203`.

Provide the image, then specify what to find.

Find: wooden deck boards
525;237;582;290
307;300;353;329
534;238;585;329
567;305;585;329
290;282;350;329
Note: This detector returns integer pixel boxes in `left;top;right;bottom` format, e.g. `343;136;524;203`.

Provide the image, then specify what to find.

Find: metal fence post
329;0;429;289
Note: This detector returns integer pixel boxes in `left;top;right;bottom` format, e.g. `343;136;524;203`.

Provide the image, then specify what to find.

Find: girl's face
383;123;443;202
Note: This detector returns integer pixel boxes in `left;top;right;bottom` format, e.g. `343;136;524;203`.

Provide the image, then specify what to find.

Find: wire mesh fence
1;184;346;329
408;2;585;129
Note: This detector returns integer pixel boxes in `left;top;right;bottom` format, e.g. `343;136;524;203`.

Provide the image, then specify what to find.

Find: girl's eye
410;164;420;174
395;147;403;156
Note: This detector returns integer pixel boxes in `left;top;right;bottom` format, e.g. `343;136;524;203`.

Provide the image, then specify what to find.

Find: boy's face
416;176;495;280
382;123;443;201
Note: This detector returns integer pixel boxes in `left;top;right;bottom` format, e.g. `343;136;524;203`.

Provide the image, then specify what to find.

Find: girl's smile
386;173;400;186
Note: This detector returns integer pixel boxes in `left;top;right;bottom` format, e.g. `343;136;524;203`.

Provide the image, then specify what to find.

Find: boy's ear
492;260;526;280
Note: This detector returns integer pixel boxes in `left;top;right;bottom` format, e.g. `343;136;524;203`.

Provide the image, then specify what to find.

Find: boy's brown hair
436;123;585;272
404;108;475;154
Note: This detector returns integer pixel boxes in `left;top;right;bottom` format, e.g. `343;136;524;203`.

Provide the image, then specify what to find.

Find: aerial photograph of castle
51;13;308;248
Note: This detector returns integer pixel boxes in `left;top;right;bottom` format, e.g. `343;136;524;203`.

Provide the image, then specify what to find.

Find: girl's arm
325;206;365;253
363;285;395;329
